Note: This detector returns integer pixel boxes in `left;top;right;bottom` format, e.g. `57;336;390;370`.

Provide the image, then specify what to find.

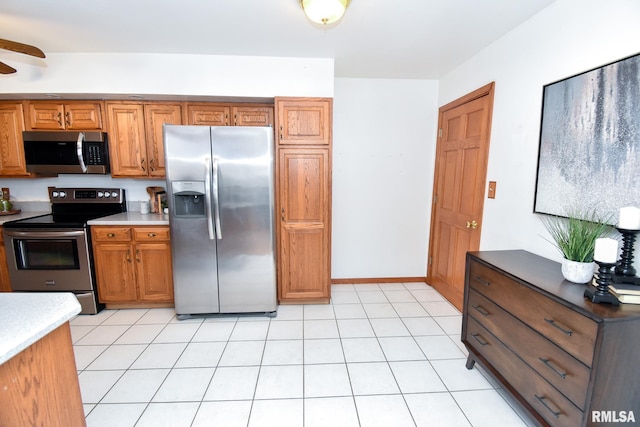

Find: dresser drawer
133;227;170;241
91;226;132;242
465;317;585;427
469;259;598;366
468;289;590;408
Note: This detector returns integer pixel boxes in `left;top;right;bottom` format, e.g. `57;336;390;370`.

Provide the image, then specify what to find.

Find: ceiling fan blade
0;61;17;74
0;38;46;58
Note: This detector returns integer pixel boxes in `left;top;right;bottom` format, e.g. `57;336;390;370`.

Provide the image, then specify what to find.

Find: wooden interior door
427;83;495;311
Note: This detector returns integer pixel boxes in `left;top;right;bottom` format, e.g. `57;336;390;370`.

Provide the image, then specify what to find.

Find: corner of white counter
0;292;81;365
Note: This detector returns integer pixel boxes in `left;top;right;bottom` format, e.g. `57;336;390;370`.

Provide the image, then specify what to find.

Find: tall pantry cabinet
275;97;332;303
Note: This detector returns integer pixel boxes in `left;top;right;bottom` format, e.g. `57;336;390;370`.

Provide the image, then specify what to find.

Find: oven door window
15;239;80;270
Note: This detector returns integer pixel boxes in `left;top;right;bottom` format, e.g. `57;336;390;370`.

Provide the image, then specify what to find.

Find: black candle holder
613;227;640;285
585;261;620;305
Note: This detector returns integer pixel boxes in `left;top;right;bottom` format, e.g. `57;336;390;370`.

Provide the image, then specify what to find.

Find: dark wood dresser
462;250;640;427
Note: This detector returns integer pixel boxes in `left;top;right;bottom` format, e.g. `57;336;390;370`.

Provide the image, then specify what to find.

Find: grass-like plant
540;211;613;263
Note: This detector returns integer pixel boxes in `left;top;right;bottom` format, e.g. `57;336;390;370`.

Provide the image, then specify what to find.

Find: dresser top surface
468;250;640;321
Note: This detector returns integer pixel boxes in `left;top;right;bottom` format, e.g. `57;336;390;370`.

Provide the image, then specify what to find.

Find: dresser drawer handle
147;233;157;237
539;357;567;379
474;276;490;286
471;333;488;346
472;305;490;317
107;233;116;238
534;395;562;419
544;318;573;336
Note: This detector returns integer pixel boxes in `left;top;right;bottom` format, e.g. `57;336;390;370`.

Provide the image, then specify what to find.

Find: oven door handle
4;230;86;238
77;132;88;173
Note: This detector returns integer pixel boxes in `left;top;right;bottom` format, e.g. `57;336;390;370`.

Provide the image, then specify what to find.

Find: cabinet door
0;227;11;292
276;98;331;145
278;148;331;301
0;102;29;176
106;102;148;177
144;103;182;178
232;106;274;127
64;102;103;130
26;102;65;130
135;242;174;302
93;243;138;303
186;104;230;126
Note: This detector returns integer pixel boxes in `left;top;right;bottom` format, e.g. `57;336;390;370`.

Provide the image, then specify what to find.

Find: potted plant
540;211;613;283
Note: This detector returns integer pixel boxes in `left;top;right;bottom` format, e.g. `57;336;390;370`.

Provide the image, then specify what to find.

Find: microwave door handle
76;132;88;173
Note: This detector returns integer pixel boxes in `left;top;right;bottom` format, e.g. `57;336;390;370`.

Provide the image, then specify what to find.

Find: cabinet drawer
469;260;598;366
134;227;170;241
92;227;132;242
465;317;584;427
468;289;590;408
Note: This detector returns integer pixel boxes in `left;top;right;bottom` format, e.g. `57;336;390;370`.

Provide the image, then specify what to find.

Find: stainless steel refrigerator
164;125;277;318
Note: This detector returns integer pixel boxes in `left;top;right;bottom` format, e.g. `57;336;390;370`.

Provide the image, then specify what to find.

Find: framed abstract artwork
534;52;640;221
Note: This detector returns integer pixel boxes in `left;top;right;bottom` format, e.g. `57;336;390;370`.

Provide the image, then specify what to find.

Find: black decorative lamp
585;237;620;305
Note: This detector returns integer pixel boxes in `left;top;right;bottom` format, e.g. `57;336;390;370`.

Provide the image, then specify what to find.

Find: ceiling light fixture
299;0;351;25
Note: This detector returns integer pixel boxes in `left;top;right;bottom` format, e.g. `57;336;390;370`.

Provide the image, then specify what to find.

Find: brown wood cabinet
26;100;104;130
0;226;11;292
92;225;174;305
187;103;274;127
0;102;29;177
463;250;640;427
275;97;332;303
106;101;182;178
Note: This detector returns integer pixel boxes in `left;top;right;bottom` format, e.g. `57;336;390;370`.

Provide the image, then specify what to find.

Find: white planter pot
561;258;595;284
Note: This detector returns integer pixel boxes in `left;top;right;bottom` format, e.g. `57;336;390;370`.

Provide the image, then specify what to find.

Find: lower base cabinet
463;250;640;427
92;225;174;305
0;226;11;292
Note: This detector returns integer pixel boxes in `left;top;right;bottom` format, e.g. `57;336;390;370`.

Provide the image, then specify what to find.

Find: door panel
428;83;494;311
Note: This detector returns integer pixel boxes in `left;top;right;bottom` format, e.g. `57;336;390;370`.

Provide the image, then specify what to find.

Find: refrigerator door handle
212;157;222;240
204;157;215;240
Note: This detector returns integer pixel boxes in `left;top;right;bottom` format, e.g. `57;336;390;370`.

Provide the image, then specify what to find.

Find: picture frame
533;52;640;221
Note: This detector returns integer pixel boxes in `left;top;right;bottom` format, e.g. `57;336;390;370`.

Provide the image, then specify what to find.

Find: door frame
426;82;495;308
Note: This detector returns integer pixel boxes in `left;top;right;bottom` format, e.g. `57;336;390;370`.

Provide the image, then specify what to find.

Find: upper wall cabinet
106;102;182;178
0;102;30;177
26;101;104;130
187;103;274;127
276;98;330;145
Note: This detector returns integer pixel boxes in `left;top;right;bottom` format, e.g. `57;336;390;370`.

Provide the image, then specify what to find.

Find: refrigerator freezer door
164;125;220;315
212;126;277;313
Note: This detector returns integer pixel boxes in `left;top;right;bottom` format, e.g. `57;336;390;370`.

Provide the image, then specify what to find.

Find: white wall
438;0;640;264
332;78;439;279
0;53;334;204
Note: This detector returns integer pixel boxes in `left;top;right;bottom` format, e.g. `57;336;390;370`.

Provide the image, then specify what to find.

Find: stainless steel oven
3;188;126;314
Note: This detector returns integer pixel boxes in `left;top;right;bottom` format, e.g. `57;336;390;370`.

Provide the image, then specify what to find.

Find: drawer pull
534;394;562;419
539;357;567;379
544;318;573;336
472;305;490;317
147;233;157;237
107;233;116;238
471;333;488;346
474;275;490;286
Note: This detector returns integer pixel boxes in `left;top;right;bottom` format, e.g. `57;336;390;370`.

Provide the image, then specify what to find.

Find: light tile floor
72;283;534;427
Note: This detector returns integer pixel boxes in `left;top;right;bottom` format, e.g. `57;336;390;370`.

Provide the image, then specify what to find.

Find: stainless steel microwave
23;131;110;175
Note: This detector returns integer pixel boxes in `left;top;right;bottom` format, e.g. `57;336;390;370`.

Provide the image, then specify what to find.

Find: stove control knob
52;191;59;198
111;191;119;198
103;191;111;198
59;191;66;198
97;191;104;198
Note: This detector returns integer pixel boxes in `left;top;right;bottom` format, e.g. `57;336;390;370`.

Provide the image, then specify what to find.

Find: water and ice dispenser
171;181;206;217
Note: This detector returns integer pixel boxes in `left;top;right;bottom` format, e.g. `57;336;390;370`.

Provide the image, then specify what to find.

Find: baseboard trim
331;277;427;284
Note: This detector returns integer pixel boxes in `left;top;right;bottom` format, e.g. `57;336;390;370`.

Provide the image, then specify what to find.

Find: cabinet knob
107;233;116;238
148;233;156;238
466;220;478;229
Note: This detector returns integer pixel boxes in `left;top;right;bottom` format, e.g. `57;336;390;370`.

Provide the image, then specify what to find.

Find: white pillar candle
618;206;640;230
594;238;619;263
